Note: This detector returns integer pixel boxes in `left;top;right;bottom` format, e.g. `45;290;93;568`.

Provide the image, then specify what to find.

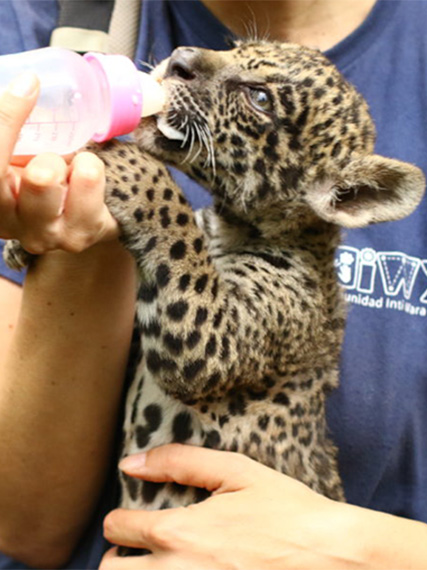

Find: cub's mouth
136;112;185;155
156;115;186;142
138;92;215;172
137;88;188;153
147;112;189;156
148;76;189;146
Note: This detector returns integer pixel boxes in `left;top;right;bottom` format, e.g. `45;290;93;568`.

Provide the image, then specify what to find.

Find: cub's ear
305;155;425;228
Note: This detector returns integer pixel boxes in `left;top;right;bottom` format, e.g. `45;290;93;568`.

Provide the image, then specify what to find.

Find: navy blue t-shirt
1;0;427;568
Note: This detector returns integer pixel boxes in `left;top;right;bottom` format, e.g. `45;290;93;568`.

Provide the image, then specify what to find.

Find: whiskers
240;6;271;43
137;58;156;72
167;109;217;179
192;122;216;179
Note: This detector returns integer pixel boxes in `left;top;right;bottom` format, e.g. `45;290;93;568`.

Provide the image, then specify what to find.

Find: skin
100;445;427;570
0;3;426;569
0;75;137;568
201;0;377;50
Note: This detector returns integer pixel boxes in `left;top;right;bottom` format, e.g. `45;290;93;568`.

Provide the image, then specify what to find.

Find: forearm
336;501;427;569
0;242;136;568
0;277;22;369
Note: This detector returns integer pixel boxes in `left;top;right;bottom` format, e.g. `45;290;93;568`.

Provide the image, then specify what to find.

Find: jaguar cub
5;41;424;512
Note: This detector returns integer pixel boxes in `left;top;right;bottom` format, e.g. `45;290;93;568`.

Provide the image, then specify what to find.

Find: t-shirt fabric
0;0;426;567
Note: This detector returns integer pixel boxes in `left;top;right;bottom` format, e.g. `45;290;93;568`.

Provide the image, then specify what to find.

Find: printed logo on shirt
335;246;427;317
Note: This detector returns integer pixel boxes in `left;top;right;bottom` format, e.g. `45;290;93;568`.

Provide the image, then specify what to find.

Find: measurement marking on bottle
25;121;79;125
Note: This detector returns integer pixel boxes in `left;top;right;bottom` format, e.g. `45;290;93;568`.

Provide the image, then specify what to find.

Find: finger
11;152;75;168
65;152;118;241
119;444;261;493
99;546;136;570
0;168;21;238
18;153;69;224
101;546;119;562
103;508;171;552
100;546;158;570
0;73;39;173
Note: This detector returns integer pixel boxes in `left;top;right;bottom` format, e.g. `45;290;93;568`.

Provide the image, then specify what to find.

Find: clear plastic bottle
0;47;166;155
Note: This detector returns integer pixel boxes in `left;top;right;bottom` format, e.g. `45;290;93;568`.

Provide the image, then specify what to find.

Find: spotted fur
5;41;424;519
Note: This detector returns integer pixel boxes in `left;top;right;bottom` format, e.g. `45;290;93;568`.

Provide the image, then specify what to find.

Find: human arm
0;75;137;568
101;444;427;570
0;277;22;371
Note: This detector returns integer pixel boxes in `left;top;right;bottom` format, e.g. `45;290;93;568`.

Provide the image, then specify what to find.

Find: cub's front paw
3;239;35;271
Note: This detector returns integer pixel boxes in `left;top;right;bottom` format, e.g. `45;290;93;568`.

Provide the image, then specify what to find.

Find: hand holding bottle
0;73;119;255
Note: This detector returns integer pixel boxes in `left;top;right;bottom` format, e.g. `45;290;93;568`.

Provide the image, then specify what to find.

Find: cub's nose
165;47;201;81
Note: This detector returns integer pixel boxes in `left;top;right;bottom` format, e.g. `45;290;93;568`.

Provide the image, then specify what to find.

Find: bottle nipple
138;72;166;117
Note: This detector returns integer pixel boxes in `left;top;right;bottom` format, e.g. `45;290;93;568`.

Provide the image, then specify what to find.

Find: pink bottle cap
84;52;143;142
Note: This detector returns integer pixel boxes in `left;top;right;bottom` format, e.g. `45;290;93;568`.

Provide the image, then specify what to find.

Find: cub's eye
245;86;273;114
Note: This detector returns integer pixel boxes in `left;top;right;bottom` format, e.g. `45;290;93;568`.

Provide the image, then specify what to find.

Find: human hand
100;444;366;570
0;73;118;254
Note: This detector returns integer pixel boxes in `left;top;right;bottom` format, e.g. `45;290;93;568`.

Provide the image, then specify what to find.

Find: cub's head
136;40;424;229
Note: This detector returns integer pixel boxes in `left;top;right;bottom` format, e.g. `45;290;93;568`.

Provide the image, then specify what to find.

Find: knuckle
225;451;256;482
233;450;252;466
0;105;17;129
19;240;48;256
39;225;60;245
159;451;178;473
59;227;98;253
160;444;187;471
234;452;256;476
148;516;180;549
20;226;60;255
59;237;89;254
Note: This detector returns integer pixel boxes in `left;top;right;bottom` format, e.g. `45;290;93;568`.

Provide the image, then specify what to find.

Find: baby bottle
0;47;166;155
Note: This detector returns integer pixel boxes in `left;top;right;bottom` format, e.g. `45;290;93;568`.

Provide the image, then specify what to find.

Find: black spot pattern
195;274;208;293
170;240;187;260
156;264;171;288
144;404;162;431
179;274;191;291
195;307;208;326
172;411;194;443
142;481;165;504
183;359;206;381
167;300;189;321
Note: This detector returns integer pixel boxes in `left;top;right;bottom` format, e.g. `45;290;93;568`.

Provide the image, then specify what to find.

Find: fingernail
119;453;147;473
8;72;38;98
26;164;56;185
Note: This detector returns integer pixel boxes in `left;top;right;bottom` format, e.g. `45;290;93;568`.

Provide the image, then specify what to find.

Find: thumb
0;72;39;170
119;444;262;493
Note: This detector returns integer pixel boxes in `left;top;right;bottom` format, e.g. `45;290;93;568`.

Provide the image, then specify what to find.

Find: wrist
22;240;135;307
333;501;427;569
28;239;130;277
